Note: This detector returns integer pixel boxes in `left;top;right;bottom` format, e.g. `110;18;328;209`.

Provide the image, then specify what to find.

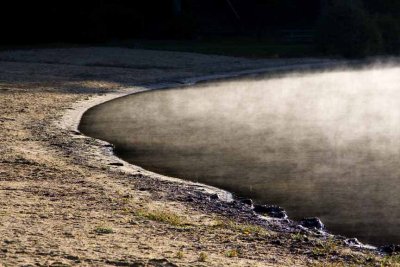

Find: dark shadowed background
1;0;400;58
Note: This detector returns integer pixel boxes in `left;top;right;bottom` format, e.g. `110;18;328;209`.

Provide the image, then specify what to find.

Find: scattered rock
49;261;70;267
300;217;324;230
253;205;288;219
128;220;139;225
64;254;80;261
271;239;283;246
109;162;124;167
104;144;114;148
185;196;195;202
344;238;363;247
209;193;219;200
105;259;145;266
240;198;253;206
148;259;178;267
70;130;82;135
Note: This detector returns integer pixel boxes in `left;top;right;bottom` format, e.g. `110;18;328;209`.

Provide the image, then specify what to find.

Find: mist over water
80;67;400;245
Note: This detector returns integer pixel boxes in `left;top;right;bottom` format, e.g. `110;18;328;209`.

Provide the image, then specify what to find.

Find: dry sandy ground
0;47;397;266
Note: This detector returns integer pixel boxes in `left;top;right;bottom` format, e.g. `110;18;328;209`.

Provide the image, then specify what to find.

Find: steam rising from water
80;66;400;245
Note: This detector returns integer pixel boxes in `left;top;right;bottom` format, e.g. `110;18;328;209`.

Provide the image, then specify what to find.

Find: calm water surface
80;68;400;245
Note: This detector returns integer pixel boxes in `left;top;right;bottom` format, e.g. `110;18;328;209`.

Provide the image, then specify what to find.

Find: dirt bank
0;47;397;266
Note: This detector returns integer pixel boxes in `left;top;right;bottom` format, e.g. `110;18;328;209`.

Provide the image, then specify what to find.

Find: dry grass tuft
176;251;184;259
225;249;239;258
311;239;339;257
198;252;208;262
136;209;188;227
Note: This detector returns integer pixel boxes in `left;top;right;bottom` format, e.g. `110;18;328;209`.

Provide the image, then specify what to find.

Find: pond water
79;67;400;245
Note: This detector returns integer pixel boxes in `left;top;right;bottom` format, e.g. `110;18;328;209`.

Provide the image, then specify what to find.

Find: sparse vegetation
311;238;339;257
291;232;307;242
94;226;114;235
198;252;208;262
232;223;269;236
379;254;400;267
225;249;239;258
176;251;184;259
311;262;356;267
312;254;400;267
136;209;187;227
213;219;270;236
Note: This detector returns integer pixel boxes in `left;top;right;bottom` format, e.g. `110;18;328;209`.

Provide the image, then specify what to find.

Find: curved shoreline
58;61;384;251
3;47;400;266
58;61;343;203
59;61;347;202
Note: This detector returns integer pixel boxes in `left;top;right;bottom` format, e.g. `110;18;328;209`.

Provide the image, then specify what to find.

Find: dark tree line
0;0;321;42
0;0;399;57
316;0;400;57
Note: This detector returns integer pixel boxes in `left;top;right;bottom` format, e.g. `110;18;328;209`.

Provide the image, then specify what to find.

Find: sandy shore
0;47;396;266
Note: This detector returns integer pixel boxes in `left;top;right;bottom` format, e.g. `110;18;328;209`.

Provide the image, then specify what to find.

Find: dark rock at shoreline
104;144;114;148
240;198;253;206
253;205;288;219
70;130;82;135
210;193;219;200
344;238;363;246
300;217;324;230
380;244;400;254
